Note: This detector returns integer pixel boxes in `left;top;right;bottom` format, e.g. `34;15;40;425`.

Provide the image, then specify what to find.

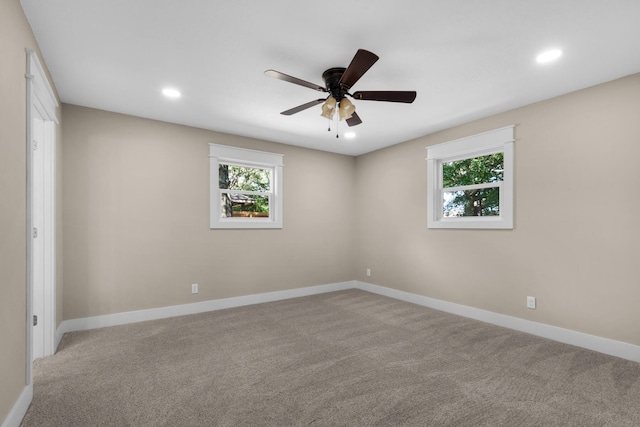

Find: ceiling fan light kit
337;97;355;120
320;96;337;119
265;49;417;134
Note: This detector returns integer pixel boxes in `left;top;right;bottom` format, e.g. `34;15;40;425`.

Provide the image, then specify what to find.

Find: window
426;126;514;229
209;144;283;229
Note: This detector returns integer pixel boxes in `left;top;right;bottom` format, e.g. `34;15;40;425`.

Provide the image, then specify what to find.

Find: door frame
25;49;58;383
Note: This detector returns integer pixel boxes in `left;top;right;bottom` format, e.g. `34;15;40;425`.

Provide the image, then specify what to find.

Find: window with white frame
209;144;283;229
426;126;514;229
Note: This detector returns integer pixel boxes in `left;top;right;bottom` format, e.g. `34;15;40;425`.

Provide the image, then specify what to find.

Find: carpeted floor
21;289;640;426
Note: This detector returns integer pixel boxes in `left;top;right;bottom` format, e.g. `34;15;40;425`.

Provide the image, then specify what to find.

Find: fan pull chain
336;114;339;138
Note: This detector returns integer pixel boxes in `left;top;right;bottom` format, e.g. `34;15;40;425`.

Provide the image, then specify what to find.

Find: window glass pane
443;188;500;217
210;144;283;229
220;193;270;218
219;164;271;192
442;153;503;188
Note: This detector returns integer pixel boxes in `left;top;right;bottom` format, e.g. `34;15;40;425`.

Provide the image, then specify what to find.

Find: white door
26;49;59;381
30;112;56;361
31;116;46;359
30;113;56;361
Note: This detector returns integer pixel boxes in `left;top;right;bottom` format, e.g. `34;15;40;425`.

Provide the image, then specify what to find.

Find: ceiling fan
264;49;416;130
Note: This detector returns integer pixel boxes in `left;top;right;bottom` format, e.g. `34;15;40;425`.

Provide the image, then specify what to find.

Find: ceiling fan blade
346;112;362;127
352;91;417;103
280;99;325;115
338;49;379;89
264;69;327;92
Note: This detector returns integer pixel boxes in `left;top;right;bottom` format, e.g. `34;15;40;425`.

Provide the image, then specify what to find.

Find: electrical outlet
526;296;536;309
366;268;371;277
191;283;198;294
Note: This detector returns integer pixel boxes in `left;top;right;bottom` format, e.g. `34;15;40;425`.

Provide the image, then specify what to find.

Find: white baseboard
54;325;64;353
355;281;640;363
54;279;640;364
1;385;32;427
57;281;355;336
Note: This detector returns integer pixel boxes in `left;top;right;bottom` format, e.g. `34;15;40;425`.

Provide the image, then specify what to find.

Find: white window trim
426;126;515;229
209;144;283;229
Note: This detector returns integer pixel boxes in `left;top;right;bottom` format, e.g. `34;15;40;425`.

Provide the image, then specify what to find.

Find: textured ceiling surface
20;0;640;155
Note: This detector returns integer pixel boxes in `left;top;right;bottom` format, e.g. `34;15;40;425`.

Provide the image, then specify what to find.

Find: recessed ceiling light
162;88;181;98
536;49;563;64
344;132;356;139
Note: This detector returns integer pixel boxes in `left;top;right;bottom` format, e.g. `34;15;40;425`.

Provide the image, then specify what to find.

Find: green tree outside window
219;164;271;217
442;153;503;217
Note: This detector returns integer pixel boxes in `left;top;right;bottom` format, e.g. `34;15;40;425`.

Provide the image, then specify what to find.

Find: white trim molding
355;281;640;363
427;125;515;229
54;280;640;364
57;281;354;335
1;385;32;427
25;50;59;124
209;143;284;229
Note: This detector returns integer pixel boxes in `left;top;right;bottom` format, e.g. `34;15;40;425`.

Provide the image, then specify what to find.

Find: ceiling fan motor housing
322;67;349;100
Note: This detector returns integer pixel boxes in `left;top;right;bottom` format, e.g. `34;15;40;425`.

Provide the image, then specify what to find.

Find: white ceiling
20;0;640;156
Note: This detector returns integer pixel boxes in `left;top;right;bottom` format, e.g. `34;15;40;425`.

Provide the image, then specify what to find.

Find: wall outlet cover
526;296;536;309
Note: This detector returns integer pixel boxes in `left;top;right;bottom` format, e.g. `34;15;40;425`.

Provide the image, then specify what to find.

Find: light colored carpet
21;289;640;426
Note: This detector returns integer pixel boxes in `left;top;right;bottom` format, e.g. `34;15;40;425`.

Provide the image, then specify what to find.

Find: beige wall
0;0;63;422
355;73;640;346
62;74;640;347
62;105;356;319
